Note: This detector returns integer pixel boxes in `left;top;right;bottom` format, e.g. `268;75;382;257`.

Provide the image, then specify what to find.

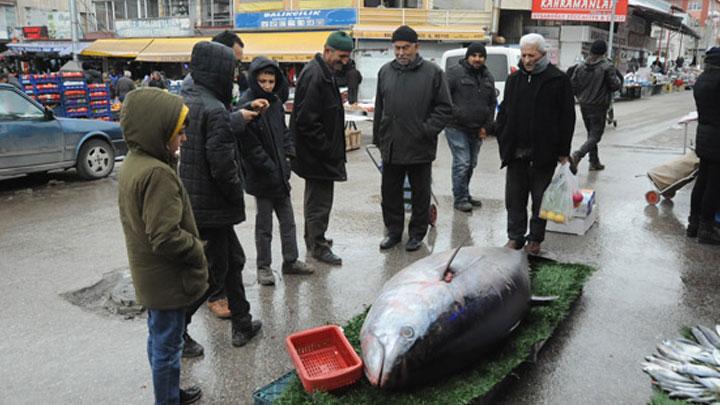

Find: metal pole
608;0;617;61
69;0;80;62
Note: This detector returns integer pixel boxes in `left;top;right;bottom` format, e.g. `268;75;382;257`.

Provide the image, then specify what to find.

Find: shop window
164;0;189;17
146;0;159;18
202;0;231;26
95;1;111;30
126;0;138;19
364;0;421;7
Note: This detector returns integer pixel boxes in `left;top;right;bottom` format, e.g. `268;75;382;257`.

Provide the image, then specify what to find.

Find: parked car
0;83;126;181
440;46;522;105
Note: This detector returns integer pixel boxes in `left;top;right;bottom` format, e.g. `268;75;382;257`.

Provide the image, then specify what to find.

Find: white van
440;46;521;104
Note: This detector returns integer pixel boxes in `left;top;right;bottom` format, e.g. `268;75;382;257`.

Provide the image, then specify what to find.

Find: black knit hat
590;39;607;56
466;42;487;59
391;25;418;43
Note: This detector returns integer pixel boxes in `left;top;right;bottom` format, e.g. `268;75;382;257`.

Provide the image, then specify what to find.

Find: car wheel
77;139;115;180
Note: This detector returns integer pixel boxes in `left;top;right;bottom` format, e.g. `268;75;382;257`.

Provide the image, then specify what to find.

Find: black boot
698;221;720;245
687;215;699;238
232;315;262;347
180;385;202;404
182;332;204;358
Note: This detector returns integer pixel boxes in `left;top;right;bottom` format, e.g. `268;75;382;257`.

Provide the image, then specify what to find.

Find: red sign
532;0;628;22
22;26;49;40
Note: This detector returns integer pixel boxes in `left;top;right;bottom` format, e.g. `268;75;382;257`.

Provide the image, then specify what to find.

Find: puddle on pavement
61;268;145;319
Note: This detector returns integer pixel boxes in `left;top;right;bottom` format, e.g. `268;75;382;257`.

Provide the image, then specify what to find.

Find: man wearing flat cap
290;30;353;266
373;25;452;252
445;42;497;213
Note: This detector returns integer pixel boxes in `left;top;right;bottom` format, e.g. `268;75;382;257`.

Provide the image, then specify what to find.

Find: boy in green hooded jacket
117;88;206;405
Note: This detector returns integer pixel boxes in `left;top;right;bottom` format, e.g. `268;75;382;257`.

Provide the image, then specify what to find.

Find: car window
0;90;45;119
446;54;509;81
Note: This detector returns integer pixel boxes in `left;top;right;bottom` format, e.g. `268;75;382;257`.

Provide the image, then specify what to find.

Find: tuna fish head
360;289;433;389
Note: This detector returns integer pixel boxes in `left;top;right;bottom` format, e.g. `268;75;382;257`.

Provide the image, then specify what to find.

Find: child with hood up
238;56;315;286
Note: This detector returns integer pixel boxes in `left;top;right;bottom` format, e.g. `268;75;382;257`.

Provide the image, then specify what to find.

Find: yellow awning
352;24;485;41
240;30;334;62
135;37;210;62
81;38;154;58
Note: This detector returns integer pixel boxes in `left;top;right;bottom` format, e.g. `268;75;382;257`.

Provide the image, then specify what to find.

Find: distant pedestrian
82;62;102;84
372;25;452;252
445;42;496;212
687;46;720;245
290;31;353;265
238;57;315;286
180;41;264;352
148;71;167;89
496;33;576;255
568;39;622;172
117;88;205;405
115;71;136;102
335;59;363;104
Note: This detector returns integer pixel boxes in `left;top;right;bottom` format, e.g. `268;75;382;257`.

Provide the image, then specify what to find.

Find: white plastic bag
540;162;578;224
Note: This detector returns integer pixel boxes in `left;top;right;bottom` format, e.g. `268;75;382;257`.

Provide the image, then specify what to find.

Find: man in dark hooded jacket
445;42;496;212
180;41;262;352
687;46;720;244
290;31;353;266
568;39;622;171
373;25;452;252
496;33;575;255
238;56;315;286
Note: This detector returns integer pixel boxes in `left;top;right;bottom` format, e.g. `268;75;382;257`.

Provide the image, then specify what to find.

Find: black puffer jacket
290;53;346;181
372;56;452;164
694;48;720;162
568;55;622;108
238;57;293;199
496;61;576;168
179;41;246;227
446;59;496;133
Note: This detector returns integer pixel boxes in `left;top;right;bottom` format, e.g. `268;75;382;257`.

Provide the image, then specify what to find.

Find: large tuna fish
360;246;532;389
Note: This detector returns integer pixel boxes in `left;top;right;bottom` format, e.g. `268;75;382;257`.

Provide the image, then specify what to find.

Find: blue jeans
147;309;185;405
445;127;482;204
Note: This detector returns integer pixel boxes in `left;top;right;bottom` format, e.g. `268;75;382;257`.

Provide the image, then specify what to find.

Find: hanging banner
531;0;628;22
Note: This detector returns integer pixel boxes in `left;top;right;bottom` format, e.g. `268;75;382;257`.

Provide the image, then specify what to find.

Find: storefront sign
234;8;357;29
532;0;629;22
115;18;192;37
22;26;48;40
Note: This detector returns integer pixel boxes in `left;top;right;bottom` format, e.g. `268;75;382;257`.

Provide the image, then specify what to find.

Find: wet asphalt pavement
1;90;719;404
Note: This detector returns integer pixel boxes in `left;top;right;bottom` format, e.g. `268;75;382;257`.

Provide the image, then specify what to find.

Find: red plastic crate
285;325;363;393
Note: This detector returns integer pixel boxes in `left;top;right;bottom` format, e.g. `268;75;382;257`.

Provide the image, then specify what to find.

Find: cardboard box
547;203;599;235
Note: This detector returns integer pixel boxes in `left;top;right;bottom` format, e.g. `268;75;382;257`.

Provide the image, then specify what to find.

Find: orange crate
285;325;363;393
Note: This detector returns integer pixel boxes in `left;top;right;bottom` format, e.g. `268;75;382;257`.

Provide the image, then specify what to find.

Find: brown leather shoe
504;240;524;250
525;241;541;255
207;298;231;319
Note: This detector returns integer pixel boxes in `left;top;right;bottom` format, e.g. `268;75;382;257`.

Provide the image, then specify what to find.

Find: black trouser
576;105;608;164
303;179;334;256
505;159;555;244
186;225;250;326
381;162;432;240
255;196;298;268
690;158;720;222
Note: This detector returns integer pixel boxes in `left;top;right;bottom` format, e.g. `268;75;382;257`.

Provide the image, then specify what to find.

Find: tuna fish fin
530;295;559;306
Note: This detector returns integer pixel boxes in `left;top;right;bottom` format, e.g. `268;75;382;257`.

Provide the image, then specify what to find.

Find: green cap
326;31;354;52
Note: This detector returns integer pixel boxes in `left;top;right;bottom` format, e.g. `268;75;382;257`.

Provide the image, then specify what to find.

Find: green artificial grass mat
649;390;688;405
268;260;595;405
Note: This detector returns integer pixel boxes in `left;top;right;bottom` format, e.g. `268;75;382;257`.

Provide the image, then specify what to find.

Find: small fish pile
643;325;720;403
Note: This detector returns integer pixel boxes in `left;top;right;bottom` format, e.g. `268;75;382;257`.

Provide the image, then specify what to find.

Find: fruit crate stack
60;72;90;118
88;83;112;121
21;73;62;109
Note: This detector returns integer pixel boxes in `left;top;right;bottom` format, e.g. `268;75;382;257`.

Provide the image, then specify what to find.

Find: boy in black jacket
238;57;314;286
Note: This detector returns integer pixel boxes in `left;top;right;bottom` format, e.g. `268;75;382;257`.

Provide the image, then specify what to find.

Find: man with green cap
290;30;353;266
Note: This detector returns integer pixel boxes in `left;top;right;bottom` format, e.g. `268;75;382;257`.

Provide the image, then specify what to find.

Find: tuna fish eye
400;326;415;339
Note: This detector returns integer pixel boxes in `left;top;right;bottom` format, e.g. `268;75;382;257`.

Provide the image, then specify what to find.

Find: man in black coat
445;42;496;212
373;25;452;252
290;31;353;265
568;39;622;171
688;46;720;244
496;33;575;255
179;41;264;352
238;56;315;286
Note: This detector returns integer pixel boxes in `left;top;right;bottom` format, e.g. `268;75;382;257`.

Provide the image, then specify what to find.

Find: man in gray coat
372;25;452;252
